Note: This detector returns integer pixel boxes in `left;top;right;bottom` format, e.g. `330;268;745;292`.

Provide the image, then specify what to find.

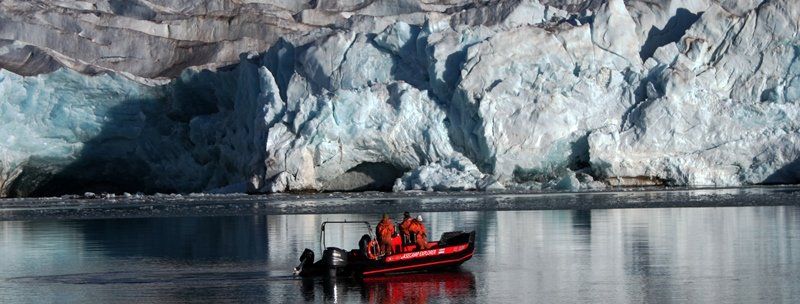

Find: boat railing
319;220;375;253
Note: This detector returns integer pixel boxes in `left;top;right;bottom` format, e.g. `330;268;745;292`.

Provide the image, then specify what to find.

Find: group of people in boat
375;212;431;256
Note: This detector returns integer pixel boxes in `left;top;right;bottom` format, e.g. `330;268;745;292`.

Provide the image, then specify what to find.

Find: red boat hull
349;231;476;277
296;231;476;277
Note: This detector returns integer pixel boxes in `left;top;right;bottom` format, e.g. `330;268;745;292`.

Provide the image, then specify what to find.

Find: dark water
2;206;799;303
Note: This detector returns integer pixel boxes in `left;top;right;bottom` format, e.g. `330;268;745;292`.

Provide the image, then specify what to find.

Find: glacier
0;0;799;197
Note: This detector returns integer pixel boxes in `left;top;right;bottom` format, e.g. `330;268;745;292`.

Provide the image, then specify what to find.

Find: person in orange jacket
401;214;431;250
398;212;413;245
376;213;396;255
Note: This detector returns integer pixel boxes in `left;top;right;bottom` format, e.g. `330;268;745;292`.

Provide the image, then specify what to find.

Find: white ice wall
1;0;799;196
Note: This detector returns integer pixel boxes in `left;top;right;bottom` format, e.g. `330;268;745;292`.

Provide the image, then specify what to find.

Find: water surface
2;205;799;303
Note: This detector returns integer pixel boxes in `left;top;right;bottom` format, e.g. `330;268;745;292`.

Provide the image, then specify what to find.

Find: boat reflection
361;270;477;303
299;270;476;303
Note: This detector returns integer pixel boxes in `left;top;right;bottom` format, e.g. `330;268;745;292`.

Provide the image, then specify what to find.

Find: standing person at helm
407;215;431;250
375;214;396;255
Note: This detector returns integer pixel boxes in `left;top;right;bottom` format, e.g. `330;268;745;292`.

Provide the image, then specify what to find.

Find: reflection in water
297;271;476;303
76;217;269;261
360;271;476;304
1;206;799;303
571;209;592;230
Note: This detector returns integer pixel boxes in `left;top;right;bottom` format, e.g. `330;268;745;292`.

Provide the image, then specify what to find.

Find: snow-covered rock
1;0;799;196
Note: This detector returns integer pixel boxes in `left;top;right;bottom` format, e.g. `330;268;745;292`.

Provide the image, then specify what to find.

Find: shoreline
1;186;799;221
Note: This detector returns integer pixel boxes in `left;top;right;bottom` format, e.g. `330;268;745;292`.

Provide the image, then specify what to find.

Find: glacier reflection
1;206;799;303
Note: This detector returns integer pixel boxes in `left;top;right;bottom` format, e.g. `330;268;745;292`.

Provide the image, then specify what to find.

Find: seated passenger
375;214;396;255
398;212;413;245
405;215;431;250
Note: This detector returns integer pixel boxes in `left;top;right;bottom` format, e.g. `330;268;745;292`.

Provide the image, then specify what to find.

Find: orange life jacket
407;219;431;250
399;217;413;236
376;218;395;242
406;219;426;237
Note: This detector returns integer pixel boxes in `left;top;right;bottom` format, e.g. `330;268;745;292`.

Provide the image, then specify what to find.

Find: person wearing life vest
398;211;413;245
404;215;431;250
375;213;396;255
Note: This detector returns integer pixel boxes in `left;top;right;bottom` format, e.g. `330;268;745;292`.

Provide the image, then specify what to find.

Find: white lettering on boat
385;244;468;262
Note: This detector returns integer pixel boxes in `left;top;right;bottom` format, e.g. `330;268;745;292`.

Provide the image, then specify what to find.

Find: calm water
1;206;799;303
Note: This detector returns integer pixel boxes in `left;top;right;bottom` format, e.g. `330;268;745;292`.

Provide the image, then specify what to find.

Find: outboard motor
322;247;348;277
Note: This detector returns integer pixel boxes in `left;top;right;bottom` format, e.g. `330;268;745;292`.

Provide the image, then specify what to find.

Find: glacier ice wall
1;0;799;196
0;54;287;196
590;1;800;186
0;69;167;196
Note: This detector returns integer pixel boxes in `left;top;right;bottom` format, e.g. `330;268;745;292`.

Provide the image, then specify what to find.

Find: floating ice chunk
393;157;486;192
554;172;581;191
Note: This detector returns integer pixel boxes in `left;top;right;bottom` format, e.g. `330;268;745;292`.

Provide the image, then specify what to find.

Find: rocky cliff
1;0;798;196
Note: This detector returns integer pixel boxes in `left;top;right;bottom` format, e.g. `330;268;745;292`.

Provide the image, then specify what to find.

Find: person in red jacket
376;214;396;255
398;212;413;245
402;215;431;250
